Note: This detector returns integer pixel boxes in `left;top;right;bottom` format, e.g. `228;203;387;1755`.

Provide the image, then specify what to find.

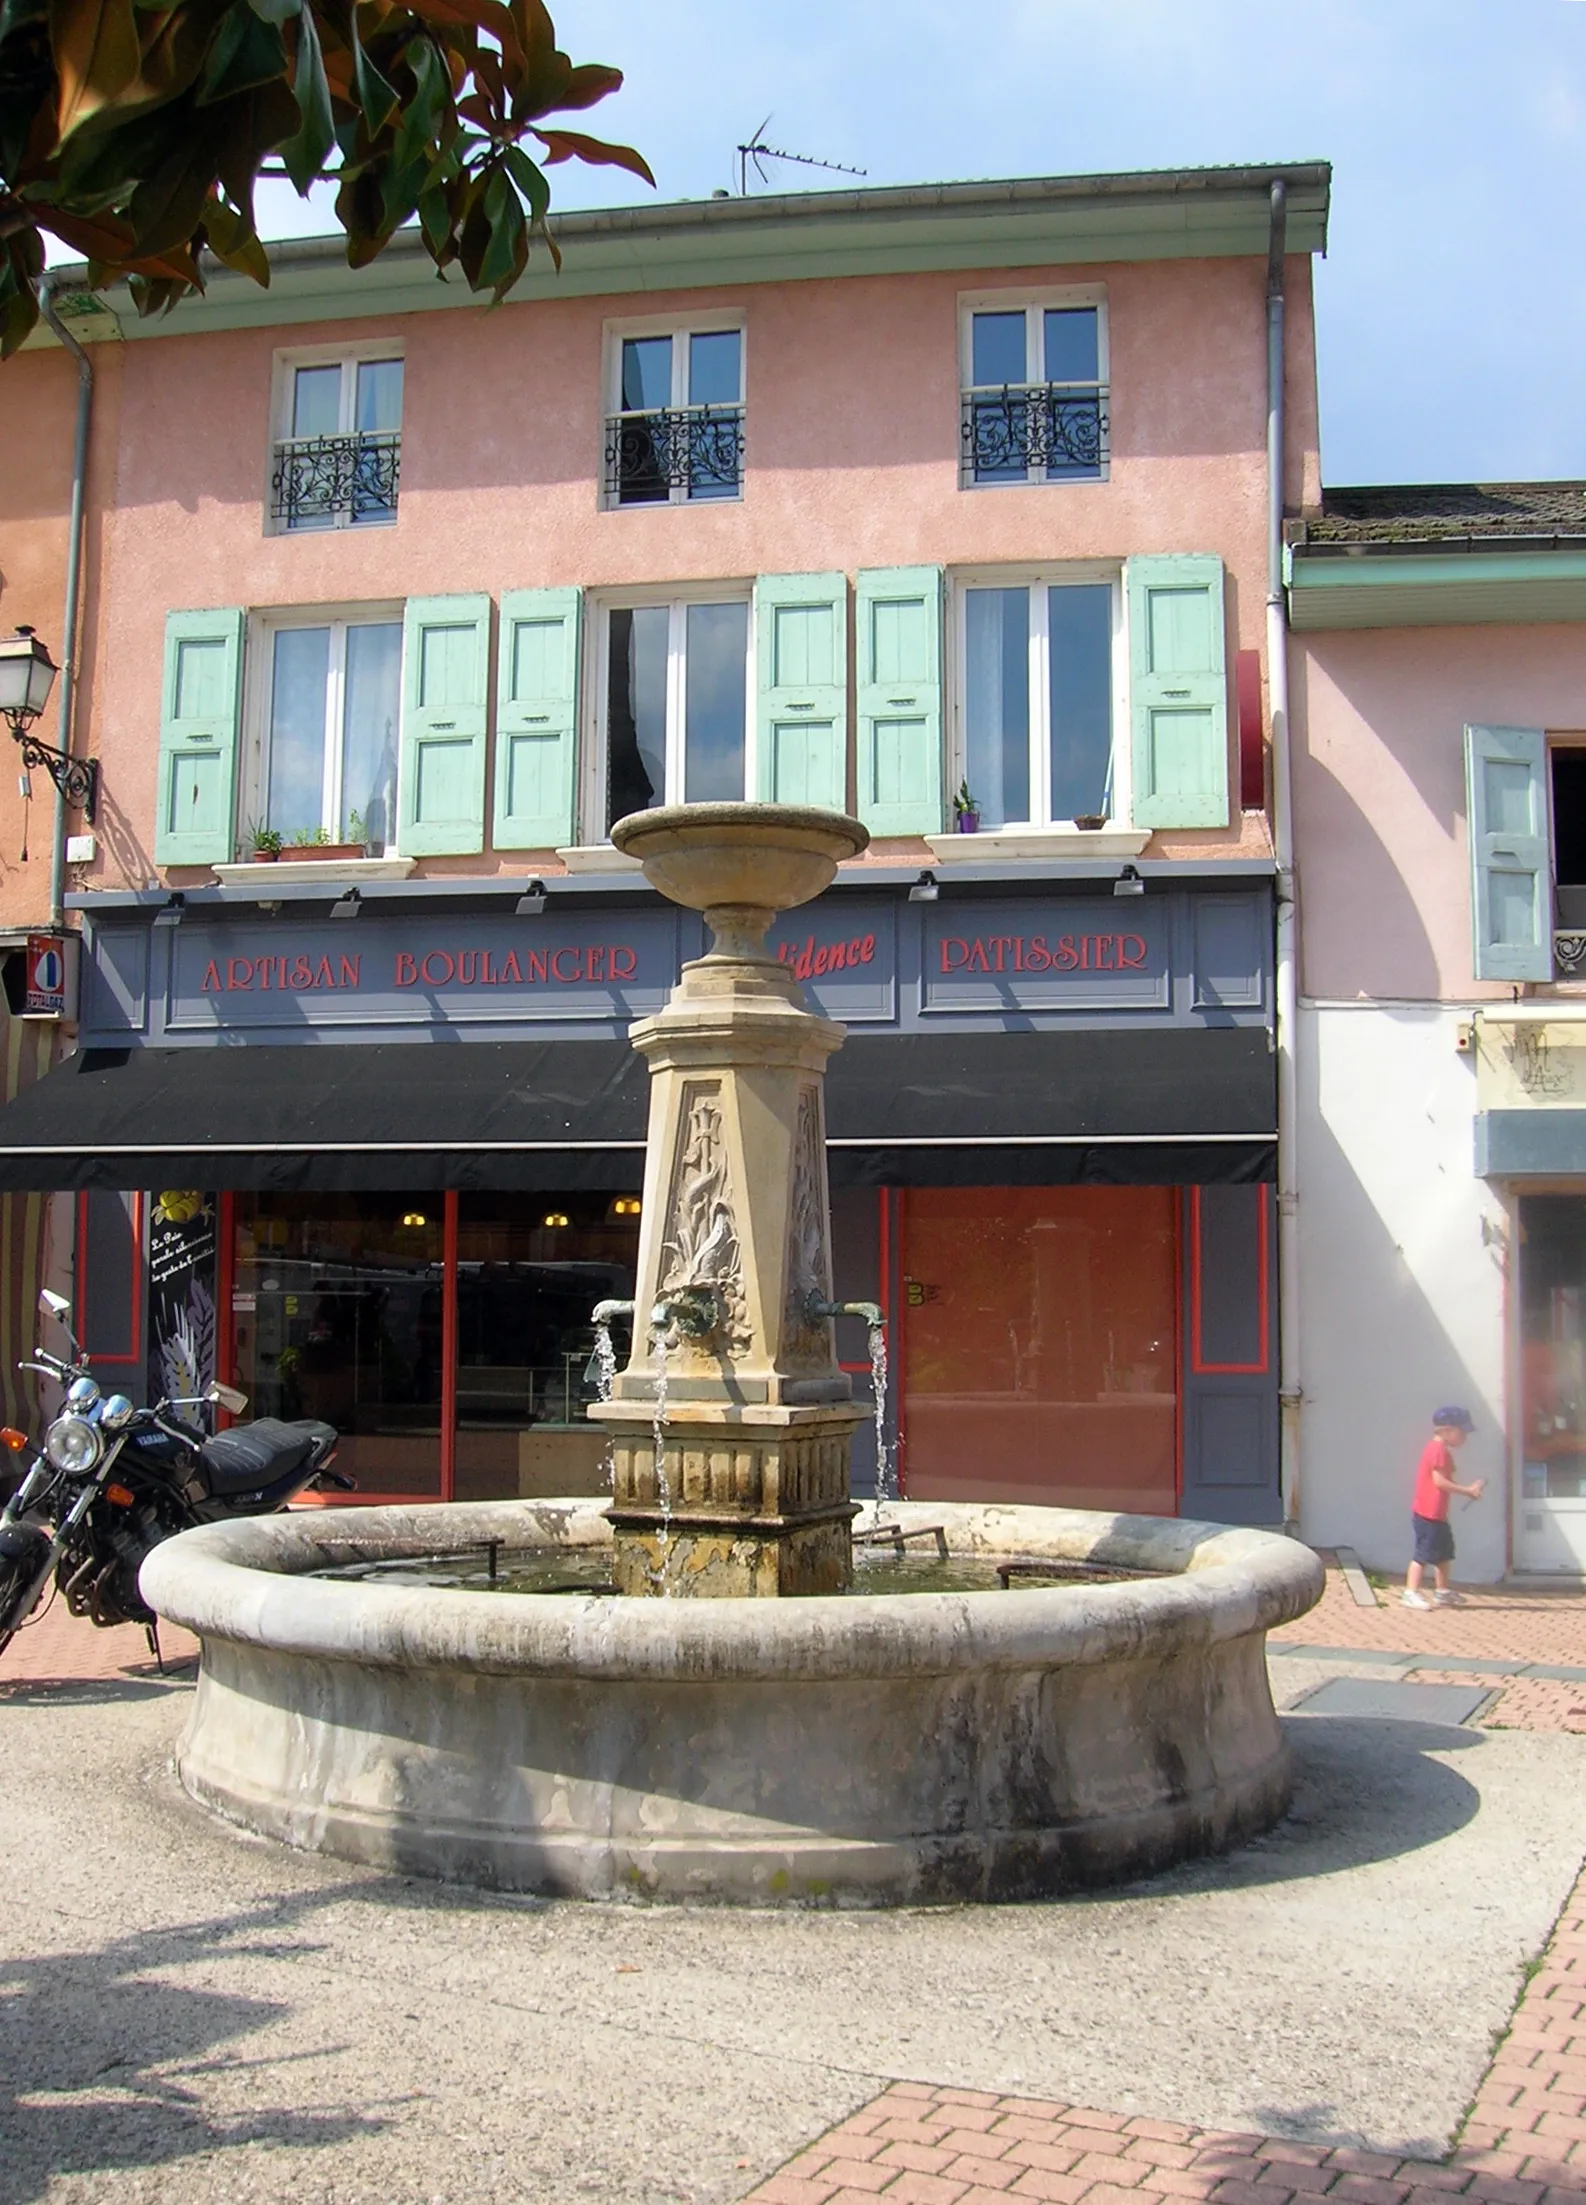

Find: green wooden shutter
154;608;244;866
855;565;943;836
754;572;847;807
1465;724;1552;982
398;593;492;856
1126;554;1229;828
494;588;581;849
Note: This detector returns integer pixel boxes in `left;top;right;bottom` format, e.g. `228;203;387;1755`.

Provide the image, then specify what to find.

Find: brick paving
1271;1563;1586;1731
0;1585;197;1687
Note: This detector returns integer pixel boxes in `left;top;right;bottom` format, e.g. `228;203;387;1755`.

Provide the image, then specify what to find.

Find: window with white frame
961;296;1107;487
597;591;751;830
957;574;1119;828
249;611;403;850
270;350;404;532
604;325;744;507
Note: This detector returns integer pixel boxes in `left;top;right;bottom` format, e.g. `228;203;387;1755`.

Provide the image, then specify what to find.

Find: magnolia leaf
246;0;299;20
50;0;144;141
126;113;222;252
200;188;268;281
407;0;522;71
501;139;546;223
196;0;286;105
533;124;652;185
277;0;332;191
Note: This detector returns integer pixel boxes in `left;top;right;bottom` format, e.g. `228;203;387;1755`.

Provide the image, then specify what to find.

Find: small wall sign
22;931;73;1020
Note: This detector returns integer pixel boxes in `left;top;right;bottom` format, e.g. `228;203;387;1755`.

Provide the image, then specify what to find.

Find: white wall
1298;1000;1509;1580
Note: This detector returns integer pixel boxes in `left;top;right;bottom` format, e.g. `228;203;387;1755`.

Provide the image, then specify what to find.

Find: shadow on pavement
0;1671;196;1708
1123;1714;1485;1899
0;1888;402;2205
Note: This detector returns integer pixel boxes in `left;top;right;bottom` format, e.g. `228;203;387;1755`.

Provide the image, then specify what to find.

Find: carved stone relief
659;1084;749;1350
783;1086;830;1366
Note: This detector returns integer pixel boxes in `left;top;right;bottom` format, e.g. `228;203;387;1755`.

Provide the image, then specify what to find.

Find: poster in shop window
147;1192;218;1410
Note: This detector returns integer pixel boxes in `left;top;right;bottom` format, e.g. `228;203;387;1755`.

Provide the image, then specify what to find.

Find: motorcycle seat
198;1418;336;1495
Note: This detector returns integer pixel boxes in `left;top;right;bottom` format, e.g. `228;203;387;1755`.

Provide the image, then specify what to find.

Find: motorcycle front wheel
0;1518;55;1654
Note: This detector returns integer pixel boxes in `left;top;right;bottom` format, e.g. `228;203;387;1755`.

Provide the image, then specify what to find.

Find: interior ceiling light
611;1197;642;1217
542;1211;569;1229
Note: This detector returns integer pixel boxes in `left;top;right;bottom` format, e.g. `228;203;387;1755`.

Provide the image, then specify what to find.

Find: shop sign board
921;900;1170;1012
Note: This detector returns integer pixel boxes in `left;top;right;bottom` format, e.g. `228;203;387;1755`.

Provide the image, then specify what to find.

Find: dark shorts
1412;1513;1455;1567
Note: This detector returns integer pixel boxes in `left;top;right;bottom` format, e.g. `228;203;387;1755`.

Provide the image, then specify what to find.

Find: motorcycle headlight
45;1414;102;1474
100;1394;133;1430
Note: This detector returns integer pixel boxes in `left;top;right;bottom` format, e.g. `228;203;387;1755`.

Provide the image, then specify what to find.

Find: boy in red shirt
1403;1405;1485;1608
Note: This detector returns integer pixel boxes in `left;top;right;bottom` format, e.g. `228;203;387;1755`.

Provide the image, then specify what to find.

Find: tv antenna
736;117;867;196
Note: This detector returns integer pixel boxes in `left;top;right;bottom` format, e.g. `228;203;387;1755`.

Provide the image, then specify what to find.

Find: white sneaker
1434;1589;1461;1606
1402;1589;1431;1608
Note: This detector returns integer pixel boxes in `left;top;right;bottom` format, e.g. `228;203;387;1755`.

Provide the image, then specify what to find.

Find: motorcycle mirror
207;1382;249;1414
38;1289;70;1320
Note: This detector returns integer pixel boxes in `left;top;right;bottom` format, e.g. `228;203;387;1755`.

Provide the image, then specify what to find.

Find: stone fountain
591;803;869;1599
140;803;1323;1905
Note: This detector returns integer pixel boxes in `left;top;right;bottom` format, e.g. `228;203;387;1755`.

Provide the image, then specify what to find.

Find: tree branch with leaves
0;0;653;356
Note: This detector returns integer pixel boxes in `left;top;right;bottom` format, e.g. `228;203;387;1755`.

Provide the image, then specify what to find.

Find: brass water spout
805;1294;885;1328
592;1299;635;1327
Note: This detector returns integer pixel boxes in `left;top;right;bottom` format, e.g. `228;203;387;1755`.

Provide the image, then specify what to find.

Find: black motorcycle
0;1287;353;1661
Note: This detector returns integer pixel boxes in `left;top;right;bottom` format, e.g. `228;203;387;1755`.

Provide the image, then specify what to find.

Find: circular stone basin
140;1500;1322;1907
609;801;869;916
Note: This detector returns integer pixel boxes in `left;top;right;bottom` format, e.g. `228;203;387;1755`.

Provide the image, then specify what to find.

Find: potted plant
1072;812;1107;831
953;780;980;834
248;824;284;862
280;823;365;862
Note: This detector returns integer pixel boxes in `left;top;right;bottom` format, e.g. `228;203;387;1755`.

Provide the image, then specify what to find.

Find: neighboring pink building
0;168;1324;1518
1291;487;1586;1578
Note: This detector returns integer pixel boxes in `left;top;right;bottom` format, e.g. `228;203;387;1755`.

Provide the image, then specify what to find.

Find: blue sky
248;0;1586;489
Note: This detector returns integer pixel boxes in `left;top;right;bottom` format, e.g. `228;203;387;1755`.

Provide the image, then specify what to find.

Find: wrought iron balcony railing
961;383;1109;485
270;432;402;529
605;405;744;504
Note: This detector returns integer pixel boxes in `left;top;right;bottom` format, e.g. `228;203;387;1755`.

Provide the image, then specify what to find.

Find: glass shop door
1517;1194;1586;1572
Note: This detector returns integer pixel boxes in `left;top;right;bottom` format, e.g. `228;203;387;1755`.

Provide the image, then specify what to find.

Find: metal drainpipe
1265;178;1302;1529
35;283;93;931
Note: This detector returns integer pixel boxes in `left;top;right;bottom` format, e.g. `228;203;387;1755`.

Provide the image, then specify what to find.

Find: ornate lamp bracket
6;722;99;824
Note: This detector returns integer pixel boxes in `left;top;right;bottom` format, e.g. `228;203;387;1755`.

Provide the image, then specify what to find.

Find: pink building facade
0;169;1324;1520
1292;491;1586;1577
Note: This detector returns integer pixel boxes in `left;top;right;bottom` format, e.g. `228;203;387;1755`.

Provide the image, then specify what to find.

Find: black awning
0;1028;1274;1192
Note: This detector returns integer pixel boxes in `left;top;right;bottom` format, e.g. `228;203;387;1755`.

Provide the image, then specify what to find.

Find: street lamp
0;627;98;822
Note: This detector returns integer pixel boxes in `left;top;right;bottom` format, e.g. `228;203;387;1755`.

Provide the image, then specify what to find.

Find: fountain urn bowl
593;804;872;1599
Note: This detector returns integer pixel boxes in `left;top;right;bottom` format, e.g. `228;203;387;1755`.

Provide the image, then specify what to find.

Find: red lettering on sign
587;945;605;983
940;939;968;972
1055;935;1078;970
813;945;830;977
395;952;417;986
339;955;360;988
499;950;523;984
552;947;580;983
966;940;991;973
420;951;453;986
314;956;336;988
860;933;875;963
609;946;638;982
525;949;547;984
457;951;478;985
202;961;222;992
226;957;253;990
1118;933;1147;969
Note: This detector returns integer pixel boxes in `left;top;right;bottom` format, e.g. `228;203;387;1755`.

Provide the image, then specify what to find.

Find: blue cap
1433;1405;1475;1431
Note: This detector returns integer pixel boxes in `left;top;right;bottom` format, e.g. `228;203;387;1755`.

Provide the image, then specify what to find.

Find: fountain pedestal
588;805;870;1598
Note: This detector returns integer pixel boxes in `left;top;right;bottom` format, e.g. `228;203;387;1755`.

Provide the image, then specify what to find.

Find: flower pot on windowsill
954;812;980;834
280;843;365;863
1073;815;1107;831
248;846;279;863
